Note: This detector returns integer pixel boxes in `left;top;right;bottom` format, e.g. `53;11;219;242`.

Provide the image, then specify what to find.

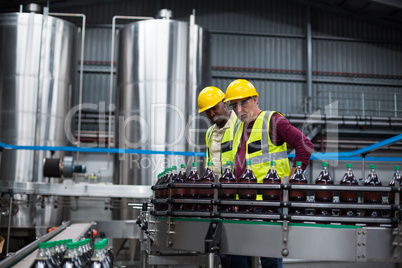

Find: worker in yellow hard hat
224;79;314;268
198;86;239;176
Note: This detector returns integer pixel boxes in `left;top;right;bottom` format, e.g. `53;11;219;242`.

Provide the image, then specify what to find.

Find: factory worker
224;79;314;268
198;86;239;175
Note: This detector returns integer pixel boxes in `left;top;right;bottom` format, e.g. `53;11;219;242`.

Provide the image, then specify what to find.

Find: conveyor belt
0;222;92;268
151;217;401;263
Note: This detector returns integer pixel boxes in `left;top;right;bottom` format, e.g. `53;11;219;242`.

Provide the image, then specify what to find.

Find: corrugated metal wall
53;0;402;119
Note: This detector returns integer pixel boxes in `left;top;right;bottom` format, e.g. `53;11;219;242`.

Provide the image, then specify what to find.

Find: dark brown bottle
219;161;237;212
183;162;200;211
172;164;186;211
363;164;382;219
262;160;282;214
289;161;307;215
198;161;215;211
314;162;334;216
388;166;401;205
160;167;171;210
238;160;258;213
339;163;359;217
154;172;164;211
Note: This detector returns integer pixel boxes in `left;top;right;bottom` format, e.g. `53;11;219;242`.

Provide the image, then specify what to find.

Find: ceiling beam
369;0;402;9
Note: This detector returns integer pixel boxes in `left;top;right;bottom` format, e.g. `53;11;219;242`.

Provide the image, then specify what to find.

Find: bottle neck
296;166;302;173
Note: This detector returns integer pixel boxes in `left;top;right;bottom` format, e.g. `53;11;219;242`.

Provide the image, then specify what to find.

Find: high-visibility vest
205;115;240;174
232;111;290;184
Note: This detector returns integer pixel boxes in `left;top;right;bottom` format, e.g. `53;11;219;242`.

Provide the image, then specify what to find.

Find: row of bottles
155;160;285;213
30;238;114;268
154;160;401;219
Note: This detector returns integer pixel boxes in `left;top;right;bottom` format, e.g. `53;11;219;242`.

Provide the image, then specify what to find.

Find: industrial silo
114;10;210;221
0;4;77;245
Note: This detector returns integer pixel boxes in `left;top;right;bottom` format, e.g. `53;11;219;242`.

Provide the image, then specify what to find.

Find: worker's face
205;101;229;126
229;97;256;123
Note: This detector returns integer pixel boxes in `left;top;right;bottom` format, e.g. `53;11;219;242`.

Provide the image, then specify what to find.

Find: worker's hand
288;167;296;179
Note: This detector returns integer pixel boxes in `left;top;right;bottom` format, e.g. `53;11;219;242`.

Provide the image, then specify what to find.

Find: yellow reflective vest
232;111;290;185
205;114;240;174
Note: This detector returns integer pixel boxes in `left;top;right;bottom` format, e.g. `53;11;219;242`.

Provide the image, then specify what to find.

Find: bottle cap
168;167;172;171
46;241;54;247
296;161;302;166
38;242;46;249
207;161;213;166
370;164;376;169
246;160;252;165
322;162;328;167
192;162;197;167
172;166;177;170
226;161;232;165
181;164;186;168
346;163;352;168
270;160;275;166
94;242;103;250
395;166;400;171
66;242;75;249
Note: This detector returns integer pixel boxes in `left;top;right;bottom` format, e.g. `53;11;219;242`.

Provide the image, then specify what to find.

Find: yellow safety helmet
224;79;258;103
198;86;225;113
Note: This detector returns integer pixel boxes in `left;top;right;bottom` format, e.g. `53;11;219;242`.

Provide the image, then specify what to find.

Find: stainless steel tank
114;14;210;220
0;10;77;231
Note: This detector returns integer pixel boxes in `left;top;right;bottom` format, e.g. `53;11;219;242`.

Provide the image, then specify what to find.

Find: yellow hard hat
198;86;225;113
224;79;258;103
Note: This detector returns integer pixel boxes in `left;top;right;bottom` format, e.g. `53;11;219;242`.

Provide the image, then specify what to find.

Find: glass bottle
363;164;382;219
154;172;163;211
262;160;282;214
238;160;258;213
218;161;237;212
183;162;200;211
161;167;171;210
62;242;83;268
172;164;186;211
44;241;60;267
339;163;359;217
289;161;307;215
30;242;54;268
388;166;401;205
198;161;215;211
53;240;64;266
314;162;334;216
89;242;106;268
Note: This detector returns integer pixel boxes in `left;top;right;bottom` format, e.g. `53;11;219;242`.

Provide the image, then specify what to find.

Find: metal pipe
6;192;13;255
306;7;313;114
362;154;365;181
208;252;215;268
48;12;86;162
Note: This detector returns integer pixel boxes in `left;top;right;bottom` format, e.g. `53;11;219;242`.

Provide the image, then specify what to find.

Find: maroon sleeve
269;113;314;171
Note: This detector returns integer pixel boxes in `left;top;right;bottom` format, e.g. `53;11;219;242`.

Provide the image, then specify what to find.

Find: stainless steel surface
48;12;86;162
94;220;141;239
0;181;153;198
115;17;210;185
0;12;77;183
153;218;401;263
0;12;77;229
114;17;210;225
